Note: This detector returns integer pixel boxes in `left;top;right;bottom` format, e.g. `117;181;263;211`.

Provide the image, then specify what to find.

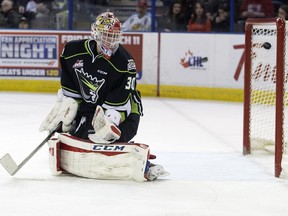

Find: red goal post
243;18;287;177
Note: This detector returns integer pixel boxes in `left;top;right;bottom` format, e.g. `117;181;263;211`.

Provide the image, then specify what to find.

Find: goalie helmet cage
243;18;287;177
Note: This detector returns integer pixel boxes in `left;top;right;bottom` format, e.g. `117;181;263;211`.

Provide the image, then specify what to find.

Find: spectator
0;11;4;26
234;0;274;32
205;0;222;16
212;2;230;32
25;0;37;19
157;0;186;32
1;0;22;28
272;0;287;15
121;0;151;32
30;2;51;29
187;1;211;32
18;16;29;29
17;0;30;14
26;0;37;13
182;0;196;23
205;0;229;20
239;0;274;20
15;0;37;25
233;0;242;23
278;4;288;20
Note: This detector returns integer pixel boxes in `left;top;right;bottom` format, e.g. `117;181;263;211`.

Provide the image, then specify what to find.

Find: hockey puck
263;42;271;50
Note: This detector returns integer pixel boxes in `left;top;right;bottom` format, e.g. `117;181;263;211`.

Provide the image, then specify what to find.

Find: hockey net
243;18;288;177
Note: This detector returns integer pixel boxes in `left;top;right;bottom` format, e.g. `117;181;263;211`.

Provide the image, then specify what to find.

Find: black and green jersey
60;39;143;142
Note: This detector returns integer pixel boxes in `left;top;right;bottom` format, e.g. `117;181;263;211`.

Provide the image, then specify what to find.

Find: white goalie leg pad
39;94;62;132
39;89;78;133
88;106;121;144
47;138;62;175
58;133;149;181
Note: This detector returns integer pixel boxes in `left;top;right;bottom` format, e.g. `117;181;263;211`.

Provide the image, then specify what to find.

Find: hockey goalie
39;12;169;182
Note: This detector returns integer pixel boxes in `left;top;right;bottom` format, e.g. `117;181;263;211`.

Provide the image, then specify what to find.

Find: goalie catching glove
39;89;78;133
88;105;121;143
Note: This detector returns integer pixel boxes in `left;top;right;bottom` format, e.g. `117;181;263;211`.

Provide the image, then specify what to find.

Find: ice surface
1;92;288;216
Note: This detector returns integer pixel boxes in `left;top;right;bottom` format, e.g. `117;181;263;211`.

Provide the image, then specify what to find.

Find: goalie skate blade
0;153;18;176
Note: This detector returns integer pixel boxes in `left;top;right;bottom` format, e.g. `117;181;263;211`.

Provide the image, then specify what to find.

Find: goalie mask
91;12;122;59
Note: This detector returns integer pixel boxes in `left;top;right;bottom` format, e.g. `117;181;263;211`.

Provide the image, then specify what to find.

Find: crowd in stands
0;0;287;32
0;0;68;29
157;0;288;33
0;0;54;29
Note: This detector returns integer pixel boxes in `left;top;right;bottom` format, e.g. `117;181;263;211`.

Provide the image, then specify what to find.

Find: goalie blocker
48;133;169;181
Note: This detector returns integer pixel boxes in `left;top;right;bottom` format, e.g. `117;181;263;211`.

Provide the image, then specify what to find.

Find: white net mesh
249;24;277;150
280;26;288;176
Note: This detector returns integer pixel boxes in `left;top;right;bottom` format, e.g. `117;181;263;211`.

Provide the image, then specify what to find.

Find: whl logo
180;50;208;69
73;60;84;68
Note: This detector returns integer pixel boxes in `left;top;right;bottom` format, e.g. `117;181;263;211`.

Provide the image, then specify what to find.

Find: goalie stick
0;123;62;176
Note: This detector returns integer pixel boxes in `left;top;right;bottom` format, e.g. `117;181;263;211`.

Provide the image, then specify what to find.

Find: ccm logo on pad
92;145;125;151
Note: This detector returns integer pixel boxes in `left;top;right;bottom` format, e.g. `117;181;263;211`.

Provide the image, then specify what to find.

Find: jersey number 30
125;77;136;90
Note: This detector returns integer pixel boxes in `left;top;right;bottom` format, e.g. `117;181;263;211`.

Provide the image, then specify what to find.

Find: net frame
243;18;286;178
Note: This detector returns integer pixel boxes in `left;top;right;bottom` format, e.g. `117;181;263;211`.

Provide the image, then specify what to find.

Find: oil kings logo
75;67;105;104
180;50;208;70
